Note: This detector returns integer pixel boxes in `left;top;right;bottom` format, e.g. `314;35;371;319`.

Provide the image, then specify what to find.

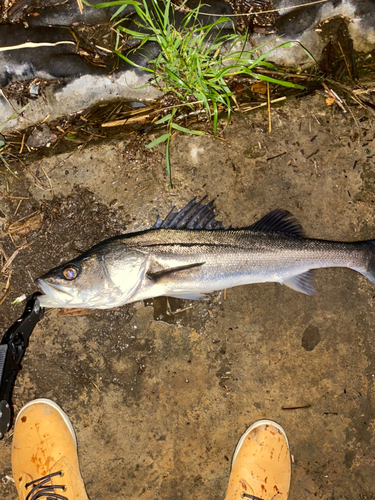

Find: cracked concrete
0;93;374;499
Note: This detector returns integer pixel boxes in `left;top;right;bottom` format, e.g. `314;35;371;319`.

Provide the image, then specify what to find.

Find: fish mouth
35;278;113;309
35;278;74;307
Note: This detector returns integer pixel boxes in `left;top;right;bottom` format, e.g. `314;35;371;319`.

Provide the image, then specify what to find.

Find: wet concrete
0;92;375;499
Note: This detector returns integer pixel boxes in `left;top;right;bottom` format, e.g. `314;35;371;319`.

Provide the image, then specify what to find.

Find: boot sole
232;419;289;467
15;398;77;447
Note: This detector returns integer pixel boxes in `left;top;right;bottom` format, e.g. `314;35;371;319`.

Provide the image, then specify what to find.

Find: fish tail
359;240;375;285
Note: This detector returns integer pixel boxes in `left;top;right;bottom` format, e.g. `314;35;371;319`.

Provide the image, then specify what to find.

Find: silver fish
35;198;375;309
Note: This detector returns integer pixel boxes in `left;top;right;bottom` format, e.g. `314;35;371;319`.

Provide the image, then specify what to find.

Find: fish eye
62;265;79;280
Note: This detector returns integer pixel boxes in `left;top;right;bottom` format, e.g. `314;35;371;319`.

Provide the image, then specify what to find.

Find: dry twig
0;270;12;306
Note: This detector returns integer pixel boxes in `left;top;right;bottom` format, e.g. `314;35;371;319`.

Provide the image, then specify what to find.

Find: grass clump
91;0;311;187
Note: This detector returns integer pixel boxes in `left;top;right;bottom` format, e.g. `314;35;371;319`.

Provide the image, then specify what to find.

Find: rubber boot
224;419;291;500
11;398;89;500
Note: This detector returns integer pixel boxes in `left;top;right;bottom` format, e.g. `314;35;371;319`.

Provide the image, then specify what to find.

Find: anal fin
282;270;315;295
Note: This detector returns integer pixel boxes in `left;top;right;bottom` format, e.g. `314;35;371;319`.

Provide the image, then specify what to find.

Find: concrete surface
0;92;375;499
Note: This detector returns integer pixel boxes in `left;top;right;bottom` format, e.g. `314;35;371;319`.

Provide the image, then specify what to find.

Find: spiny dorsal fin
248;209;304;237
154;197;226;230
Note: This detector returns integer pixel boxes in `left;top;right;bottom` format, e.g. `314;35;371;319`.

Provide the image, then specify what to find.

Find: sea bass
35;198;375;309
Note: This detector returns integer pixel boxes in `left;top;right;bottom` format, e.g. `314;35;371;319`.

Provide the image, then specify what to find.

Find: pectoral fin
147;262;205;282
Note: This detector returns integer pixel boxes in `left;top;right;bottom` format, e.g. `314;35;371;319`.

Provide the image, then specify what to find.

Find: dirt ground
0;92;375;499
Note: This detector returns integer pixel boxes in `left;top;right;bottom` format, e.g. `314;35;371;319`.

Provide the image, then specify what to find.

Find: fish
35;197;375;309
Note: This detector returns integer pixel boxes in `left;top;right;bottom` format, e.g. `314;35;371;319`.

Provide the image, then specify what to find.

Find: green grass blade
171;123;203;135
212;100;218;135
194;16;232;33
89;0;140;8
248;41;317;69
252;73;305;89
115;50;154;72
165;67;190;90
146;133;170;148
166;132;172;188
114;29;120;50
117;26;149;38
163;0;171;29
110;3;129;20
155;113;173;124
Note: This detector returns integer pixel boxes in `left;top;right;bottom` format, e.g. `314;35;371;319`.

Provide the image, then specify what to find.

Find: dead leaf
325;96;335;106
250;82;268;94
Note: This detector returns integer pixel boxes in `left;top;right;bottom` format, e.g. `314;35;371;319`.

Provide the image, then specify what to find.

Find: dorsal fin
154;197;226;230
248;209;304;237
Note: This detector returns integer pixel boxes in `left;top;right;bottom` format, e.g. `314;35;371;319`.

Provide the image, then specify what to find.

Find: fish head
35;244;148;309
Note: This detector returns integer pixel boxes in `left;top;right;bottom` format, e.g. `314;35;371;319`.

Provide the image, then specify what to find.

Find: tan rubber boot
11;398;88;500
224;419;291;500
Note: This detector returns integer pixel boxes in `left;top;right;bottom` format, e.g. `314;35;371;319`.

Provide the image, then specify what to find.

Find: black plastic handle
0;293;44;437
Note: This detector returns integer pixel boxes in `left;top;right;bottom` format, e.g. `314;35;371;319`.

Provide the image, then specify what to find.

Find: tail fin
360;240;375;285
